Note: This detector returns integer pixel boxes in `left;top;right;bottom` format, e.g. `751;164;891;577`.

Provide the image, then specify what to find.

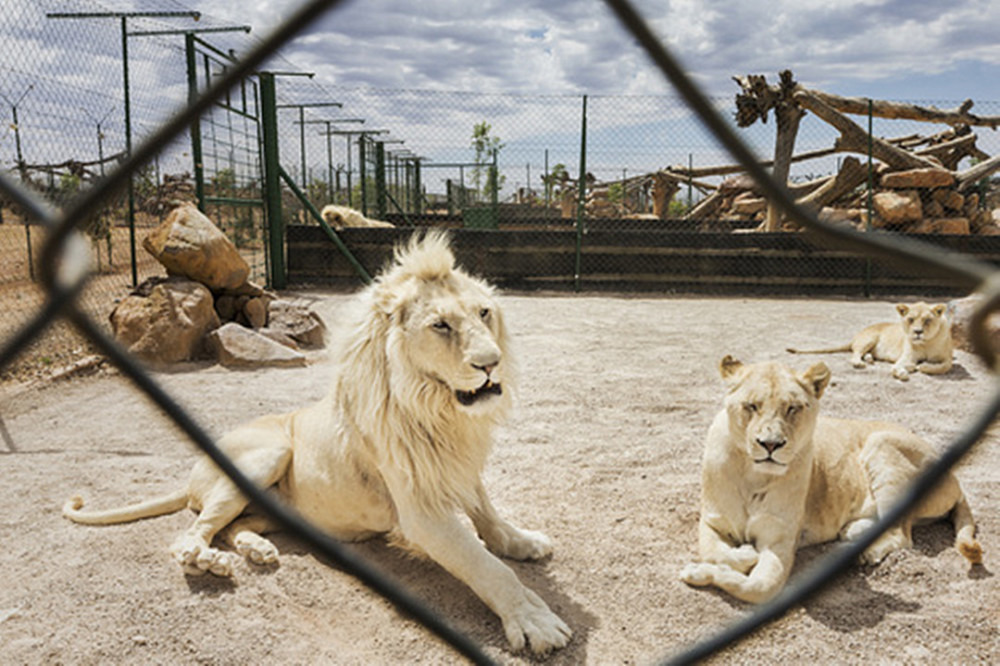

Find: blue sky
5;0;1000;195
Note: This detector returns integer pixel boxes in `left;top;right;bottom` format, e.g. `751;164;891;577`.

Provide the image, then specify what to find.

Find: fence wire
0;0;998;664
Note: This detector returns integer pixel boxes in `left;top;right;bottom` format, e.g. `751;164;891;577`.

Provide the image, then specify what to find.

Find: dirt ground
1;291;997;665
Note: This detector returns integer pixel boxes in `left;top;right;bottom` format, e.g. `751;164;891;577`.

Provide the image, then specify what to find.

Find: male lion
786;301;952;381
680;355;981;604
320;203;395;230
63;231;571;655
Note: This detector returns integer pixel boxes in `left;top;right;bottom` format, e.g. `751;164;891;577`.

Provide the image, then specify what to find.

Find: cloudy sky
5;0;1000;191
203;0;1000;100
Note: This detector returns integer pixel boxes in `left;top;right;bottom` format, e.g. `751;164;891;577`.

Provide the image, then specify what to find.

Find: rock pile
110;203;325;367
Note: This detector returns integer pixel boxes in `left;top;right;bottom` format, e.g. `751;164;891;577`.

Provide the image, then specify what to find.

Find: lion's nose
756;437;785;454
474;362;498;376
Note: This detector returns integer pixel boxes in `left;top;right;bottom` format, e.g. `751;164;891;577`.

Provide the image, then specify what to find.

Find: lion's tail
785;343;852;355
63;488;188;525
951;495;983;565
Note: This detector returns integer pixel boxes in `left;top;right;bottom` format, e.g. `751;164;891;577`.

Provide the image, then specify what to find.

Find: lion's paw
495;528;553;561
501;587;571;655
891;365;910;381
725;544;759;573
233;533;279;566
171;535;236;577
680;562;718;587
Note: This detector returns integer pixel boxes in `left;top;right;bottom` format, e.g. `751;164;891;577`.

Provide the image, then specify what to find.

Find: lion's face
375;232;511;417
896;301;947;345
719;356;830;475
398;276;508;413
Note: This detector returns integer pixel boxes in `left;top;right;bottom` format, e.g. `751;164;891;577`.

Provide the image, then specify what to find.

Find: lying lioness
786;302;952;381
680;356;982;604
63;232;570;655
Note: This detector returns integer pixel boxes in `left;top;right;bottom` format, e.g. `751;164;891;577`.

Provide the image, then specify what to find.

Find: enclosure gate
185;33;270;285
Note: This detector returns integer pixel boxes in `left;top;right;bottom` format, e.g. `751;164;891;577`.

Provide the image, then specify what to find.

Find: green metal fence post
414;158;422;215
865;99;874;298
574;94;588;292
358;134;368;217
375;141;387;220
490;149;498;221
185;33;205;210
260;72;285;289
121;16;138;287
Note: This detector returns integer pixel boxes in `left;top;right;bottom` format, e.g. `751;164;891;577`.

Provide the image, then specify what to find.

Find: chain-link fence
5;2;1000;379
2;0;999;663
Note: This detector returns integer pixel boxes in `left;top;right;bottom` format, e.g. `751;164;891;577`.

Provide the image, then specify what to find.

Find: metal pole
121;16;138;287
260;73;285;289
185;33;205;210
865;99;874;298
574;94;588;292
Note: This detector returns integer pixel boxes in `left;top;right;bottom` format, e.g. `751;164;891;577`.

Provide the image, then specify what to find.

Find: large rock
266;300;327;348
872;190;922;226
207;323;307;368
143;203;249;291
109;276;220;364
881;168;955;189
948;294;1000;354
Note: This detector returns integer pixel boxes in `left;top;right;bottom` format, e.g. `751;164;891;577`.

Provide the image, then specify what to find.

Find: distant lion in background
320;204;395;230
787;301;952;381
63;231;570;655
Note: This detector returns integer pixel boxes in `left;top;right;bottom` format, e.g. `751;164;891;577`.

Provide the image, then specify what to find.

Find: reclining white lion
786;301;952;381
320;204;395;230
680;355;982;604
63;231;571;655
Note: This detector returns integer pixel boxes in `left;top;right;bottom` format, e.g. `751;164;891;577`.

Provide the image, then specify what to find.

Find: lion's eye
786;404;801;417
744;403;758;414
479;308;490;320
432;320;451;333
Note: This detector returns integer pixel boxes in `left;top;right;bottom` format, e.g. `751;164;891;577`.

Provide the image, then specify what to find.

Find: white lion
787;301;952;381
64;231;571;655
320;204;395;230
680;355;982;604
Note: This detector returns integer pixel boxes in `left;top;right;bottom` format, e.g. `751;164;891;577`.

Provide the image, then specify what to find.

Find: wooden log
796;156;868;209
804;90;1000;129
685;191;725;220
793;90;941;170
955;153;1000;191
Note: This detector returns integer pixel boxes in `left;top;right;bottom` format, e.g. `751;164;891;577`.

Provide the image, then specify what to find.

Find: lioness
786;301;952;381
320;203;394;230
64;231;570;655
680;356;981;604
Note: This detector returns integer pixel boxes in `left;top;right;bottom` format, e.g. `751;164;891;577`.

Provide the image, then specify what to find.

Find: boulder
872;190;922;226
910;217;970;235
207;323;307;368
244;297;268;329
948;294;1000;355
266;300;327;348
142;203;249;291
109;276;220;365
880;168;955;189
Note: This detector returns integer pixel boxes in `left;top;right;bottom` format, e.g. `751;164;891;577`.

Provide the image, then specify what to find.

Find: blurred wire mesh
1;0;999;661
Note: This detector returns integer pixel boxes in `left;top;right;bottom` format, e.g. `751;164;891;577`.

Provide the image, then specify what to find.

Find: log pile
687;70;1000;234
592;70;1000;233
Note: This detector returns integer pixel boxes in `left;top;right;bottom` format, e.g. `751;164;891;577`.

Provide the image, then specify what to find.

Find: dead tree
734;70;805;230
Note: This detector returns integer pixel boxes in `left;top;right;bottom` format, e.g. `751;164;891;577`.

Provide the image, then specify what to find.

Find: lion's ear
801;362;831;398
719;355;743;382
932;303;947;317
895;303;910;317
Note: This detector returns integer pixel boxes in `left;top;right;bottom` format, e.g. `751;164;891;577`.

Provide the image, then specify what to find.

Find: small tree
471;121;505;200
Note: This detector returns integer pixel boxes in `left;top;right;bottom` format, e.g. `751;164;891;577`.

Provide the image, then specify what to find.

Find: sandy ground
1;291;998;665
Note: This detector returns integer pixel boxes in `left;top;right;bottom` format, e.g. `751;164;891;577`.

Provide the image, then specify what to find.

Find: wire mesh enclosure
1;1;999;664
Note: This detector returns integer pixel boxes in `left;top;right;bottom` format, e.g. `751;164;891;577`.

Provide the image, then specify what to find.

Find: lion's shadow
259;531;597;662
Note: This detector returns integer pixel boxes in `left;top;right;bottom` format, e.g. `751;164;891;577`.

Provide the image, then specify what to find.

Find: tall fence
2;0;999;663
